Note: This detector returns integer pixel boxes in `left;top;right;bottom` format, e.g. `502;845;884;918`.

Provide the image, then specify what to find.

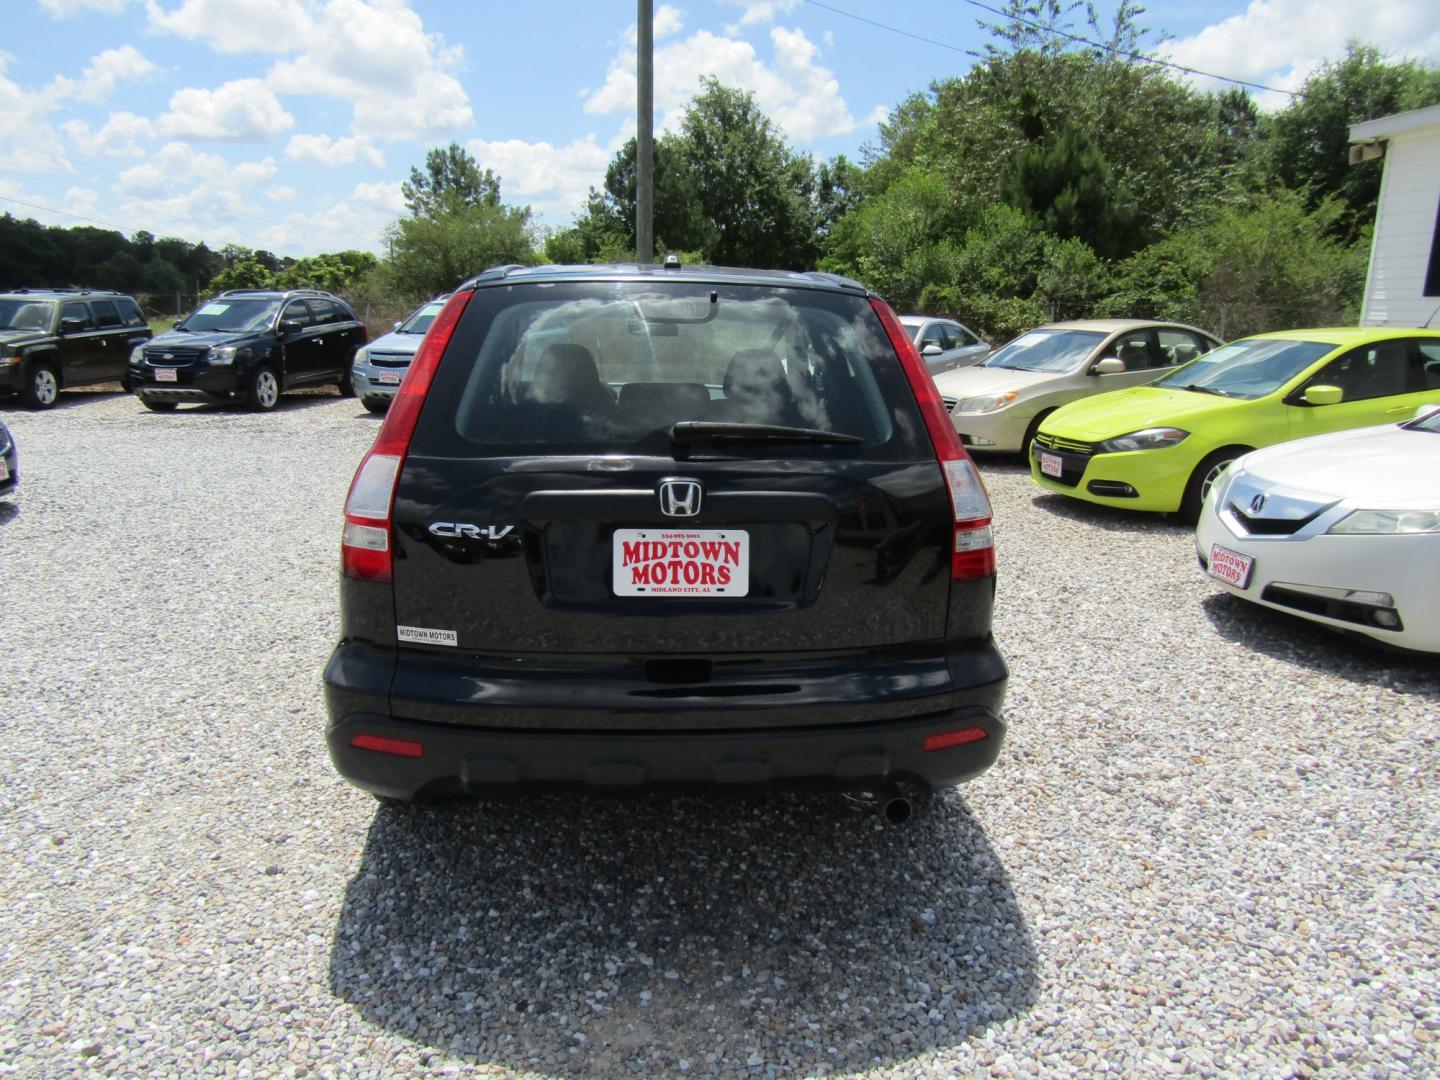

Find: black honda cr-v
324;262;1007;820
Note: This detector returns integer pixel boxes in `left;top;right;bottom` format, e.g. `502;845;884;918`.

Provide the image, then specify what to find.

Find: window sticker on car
613;529;749;597
397;625;459;647
197;303;230;315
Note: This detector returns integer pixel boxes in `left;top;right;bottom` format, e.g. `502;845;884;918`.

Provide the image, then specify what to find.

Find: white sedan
1196;407;1440;653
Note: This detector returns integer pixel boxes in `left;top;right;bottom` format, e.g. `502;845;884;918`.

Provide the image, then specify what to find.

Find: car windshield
180;298;279;333
411;281;930;459
1405;407;1440;433
0;298;55;331
902;323;922;343
983;328;1106;373
1154;338;1334;400
398;301;445;334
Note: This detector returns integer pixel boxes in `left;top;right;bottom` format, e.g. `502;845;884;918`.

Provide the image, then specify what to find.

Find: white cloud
250;181;402;256
115;142;279;239
1162;0;1440;110
0;56;70;173
62;111;156;157
0;179;109;228
585;26;859;142
41;0;131;15
157;79;294;141
721;0;800;28
265;0;471;141
50;45;158;104
466;135;613;219
351;180;404;213
285;133;384;168
146;0;314;54
655;4;685;40
266;185;297;201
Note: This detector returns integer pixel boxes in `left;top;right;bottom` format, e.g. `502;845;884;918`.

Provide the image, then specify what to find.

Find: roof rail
475;264;528;282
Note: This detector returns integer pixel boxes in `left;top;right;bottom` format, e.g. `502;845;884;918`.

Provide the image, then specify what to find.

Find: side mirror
172;319;185;329
1301;384;1344;406
1413;403;1440;421
392;321;402;332
60;317;86;335
280;320;302;336
921;343;943;357
1092;357;1126;375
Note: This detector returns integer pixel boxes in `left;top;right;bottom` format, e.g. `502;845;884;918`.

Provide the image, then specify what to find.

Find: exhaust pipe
874;781;927;825
881;791;913;826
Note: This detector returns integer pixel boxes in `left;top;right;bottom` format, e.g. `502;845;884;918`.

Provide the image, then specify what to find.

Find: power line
0;194;133;234
800;0;1297;98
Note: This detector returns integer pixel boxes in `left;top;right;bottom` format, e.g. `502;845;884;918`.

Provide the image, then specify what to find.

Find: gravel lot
1;388;1437;1078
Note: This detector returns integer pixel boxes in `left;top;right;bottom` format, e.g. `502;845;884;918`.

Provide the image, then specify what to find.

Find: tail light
341;289;474;581
870;297;996;581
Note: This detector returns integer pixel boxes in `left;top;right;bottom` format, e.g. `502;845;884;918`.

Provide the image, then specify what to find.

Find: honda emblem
658;478;703;518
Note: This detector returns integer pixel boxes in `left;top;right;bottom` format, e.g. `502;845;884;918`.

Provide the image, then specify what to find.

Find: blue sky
4;0;1437;258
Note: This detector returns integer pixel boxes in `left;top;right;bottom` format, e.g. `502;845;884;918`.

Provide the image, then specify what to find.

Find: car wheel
246;366;281;411
338;366;355;397
141;398;178;412
362;397;388;414
1020;410;1053;458
21;362;59;409
1180;447;1248;524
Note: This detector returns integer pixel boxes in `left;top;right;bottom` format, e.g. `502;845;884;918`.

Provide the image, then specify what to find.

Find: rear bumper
324;640;1007;799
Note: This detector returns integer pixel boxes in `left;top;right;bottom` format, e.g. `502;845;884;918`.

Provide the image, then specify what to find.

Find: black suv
0;289;152;408
324;263;1007;821
131;288;366;412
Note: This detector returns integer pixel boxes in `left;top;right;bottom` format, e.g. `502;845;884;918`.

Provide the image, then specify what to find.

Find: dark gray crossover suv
0;289;151;408
131;288;366;411
324;262;1008;821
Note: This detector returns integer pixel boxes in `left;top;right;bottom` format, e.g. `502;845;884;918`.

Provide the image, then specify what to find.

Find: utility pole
636;0;654;265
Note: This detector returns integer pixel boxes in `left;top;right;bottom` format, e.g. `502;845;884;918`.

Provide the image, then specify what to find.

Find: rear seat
615;381;712;433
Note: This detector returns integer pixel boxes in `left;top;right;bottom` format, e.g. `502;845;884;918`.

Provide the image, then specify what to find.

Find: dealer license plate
1040;451;1063;478
1209;544;1253;588
613;528;749;597
377;371;401;385
154;368;178;383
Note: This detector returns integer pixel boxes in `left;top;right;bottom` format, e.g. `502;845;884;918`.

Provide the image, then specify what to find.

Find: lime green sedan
1030;327;1440;520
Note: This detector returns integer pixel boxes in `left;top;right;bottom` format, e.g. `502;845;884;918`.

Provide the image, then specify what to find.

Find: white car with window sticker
1196;405;1440;653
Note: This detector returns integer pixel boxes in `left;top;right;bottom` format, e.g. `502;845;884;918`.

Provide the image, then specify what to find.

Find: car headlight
353;347;369;367
953;391;1019;414
206;345;238;365
129;345;146;365
1327;510;1440;535
1097;427;1189;453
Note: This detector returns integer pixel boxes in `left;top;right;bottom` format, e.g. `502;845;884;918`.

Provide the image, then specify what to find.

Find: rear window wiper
670;421;862;445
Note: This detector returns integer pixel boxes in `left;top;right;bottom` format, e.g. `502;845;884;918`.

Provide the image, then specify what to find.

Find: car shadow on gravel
0;502;16;527
1201;592;1440;698
134;392;347;417
0;389;128;412
1029;491;1192;536
329;791;1037;1075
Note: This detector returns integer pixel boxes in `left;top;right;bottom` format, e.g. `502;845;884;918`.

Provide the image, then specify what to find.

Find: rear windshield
411;281;929;459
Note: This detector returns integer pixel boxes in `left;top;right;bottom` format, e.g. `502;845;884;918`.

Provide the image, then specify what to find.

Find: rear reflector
341;289;474;582
350;734;424;758
924;727;988;752
870;298;995;581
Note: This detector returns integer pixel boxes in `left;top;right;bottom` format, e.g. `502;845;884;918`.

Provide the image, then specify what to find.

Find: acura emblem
1250;493;1266;513
658;478;702;518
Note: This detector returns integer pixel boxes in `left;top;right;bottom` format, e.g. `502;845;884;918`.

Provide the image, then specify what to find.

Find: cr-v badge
428;522;515;540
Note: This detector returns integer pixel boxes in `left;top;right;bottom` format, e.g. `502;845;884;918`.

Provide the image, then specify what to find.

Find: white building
1349;104;1440;328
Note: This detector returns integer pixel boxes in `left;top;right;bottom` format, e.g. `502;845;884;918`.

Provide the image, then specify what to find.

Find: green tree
402;142;502;218
382;202;537;298
1267;43;1440;238
210;258;275;291
678;79;819;268
1000;124;1139;258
